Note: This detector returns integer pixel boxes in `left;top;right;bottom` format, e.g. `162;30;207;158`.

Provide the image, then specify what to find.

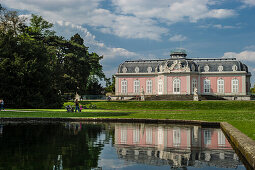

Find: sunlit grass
1;100;255;140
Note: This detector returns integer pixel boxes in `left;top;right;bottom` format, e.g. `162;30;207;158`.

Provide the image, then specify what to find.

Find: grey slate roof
117;56;249;73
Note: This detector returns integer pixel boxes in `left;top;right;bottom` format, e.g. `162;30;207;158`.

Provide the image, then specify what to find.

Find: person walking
75;99;80;112
0;99;4;111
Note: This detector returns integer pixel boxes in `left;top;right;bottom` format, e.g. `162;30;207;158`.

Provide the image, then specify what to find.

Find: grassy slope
1;100;255;140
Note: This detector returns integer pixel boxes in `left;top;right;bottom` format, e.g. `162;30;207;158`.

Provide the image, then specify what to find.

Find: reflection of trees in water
0;123;108;169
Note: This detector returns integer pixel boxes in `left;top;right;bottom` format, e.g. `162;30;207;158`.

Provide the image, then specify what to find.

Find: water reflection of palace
114;124;242;169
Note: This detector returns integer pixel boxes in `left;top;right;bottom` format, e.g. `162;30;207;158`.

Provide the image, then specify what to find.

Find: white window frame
173;78;181;94
217;79;224;94
204;130;211;145
146;79;152;94
146;128;153;144
204;79;211;93
232;78;239;93
191;79;197;94
121;79;127;94
173;128;181;147
218;130;226;146
133;127;140;144
134;79;140;94
158;79;163;94
121;127;127;144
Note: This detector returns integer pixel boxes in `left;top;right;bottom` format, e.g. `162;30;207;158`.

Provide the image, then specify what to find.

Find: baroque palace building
114;49;251;100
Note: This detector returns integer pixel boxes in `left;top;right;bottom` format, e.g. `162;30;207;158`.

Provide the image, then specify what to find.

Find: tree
0;7;108;108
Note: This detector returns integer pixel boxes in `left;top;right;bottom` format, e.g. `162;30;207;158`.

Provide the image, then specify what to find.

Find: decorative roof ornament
204;65;210;72
218;65;223;72
122;67;127;73
147;67;152;73
232;65;238;71
135;66;139;73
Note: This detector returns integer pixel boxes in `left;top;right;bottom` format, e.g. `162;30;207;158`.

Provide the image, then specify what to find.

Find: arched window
146;79;152;94
173;78;181;94
134;79;140;94
217;79;224;94
192;79;197;94
232;78;239;93
204;79;211;93
158;79;163;94
121;79;127;94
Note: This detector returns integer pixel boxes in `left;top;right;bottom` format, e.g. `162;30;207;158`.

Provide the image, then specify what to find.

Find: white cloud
223;50;255;62
2;0;237;40
169;34;187;42
240;0;255;6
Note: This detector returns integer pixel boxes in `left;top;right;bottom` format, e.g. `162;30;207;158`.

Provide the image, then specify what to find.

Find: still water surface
0;122;247;169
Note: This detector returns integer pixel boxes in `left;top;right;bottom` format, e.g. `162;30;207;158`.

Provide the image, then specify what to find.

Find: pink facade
115;51;251;99
115;124;231;149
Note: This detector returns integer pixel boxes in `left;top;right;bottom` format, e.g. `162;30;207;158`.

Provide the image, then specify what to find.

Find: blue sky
2;0;255;85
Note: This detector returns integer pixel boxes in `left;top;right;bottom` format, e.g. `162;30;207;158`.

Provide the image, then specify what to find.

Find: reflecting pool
0;122;248;169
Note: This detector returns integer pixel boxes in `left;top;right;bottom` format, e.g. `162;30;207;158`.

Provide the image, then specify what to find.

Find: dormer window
191;64;196;71
135;67;139;73
232;65;238;71
122;67;127;73
204;65;209;72
147;67;152;73
218;65;223;72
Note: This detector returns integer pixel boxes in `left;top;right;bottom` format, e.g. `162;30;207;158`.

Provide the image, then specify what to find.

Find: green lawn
1;100;255;140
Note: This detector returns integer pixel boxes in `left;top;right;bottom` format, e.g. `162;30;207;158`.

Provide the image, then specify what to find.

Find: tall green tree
0;6;108;108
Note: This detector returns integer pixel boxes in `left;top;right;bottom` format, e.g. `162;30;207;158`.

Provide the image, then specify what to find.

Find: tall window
204;130;211;145
133;127;140;144
218;131;226;146
232;79;239;93
121;127;127;144
158;79;163;94
134;79;140;94
192;79;197;94
121;80;127;94
204;79;211;93
217;79;224;94
146;79;152;94
146;128;153;144
173;78;181;94
173;128;181;147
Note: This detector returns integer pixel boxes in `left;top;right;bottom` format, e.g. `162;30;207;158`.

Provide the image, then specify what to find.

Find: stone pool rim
0;117;254;169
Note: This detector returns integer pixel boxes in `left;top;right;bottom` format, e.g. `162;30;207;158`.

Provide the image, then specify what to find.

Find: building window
133;127;140;144
173;78;181;94
204;65;210;72
158;127;163;145
122;67;127;73
217;79;224;94
173;128;181;147
158;79;163;94
232;78;239;93
121;80;127;94
204;130;211;145
218;65;223;72
232;65;238;71
134;80;140;94
147;67;152;73
146;128;153;144
218;131;226;146
146;79;152;94
204;79;211;93
121;127;127;144
192;79;197;94
135;66;139;73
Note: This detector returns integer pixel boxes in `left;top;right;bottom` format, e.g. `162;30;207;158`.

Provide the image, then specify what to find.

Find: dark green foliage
0;7;106;108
